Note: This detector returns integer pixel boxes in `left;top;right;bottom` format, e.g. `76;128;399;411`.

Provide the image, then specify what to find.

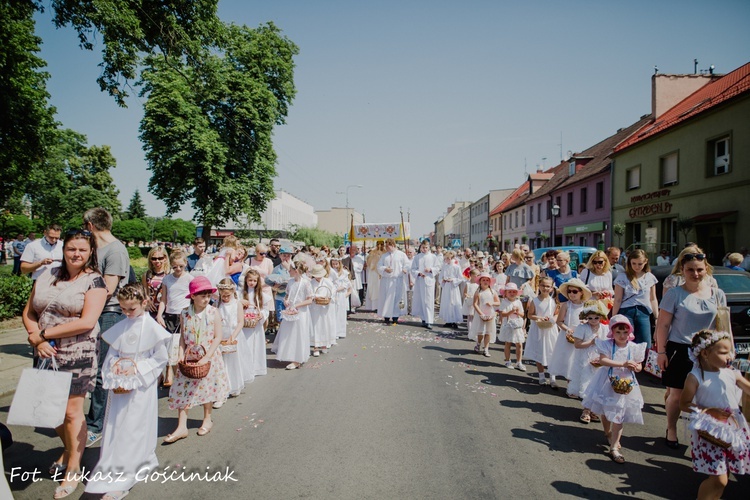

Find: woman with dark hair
22;229;108;499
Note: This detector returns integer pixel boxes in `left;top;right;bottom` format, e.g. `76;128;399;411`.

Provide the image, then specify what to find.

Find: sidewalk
0;326;33;398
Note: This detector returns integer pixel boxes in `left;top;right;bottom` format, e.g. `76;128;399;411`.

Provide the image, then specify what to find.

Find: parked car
532;246;599;270
651;265;750;358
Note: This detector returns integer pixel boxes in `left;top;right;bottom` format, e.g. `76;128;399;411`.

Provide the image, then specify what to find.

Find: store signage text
629;202;673;219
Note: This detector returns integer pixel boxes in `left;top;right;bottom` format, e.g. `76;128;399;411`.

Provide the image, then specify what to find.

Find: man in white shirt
607;247;626;280
656;249;671;266
20;224;63;280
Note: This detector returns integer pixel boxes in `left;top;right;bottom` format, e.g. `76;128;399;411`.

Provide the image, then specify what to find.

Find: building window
521;209;525;226
595;182;604;209
537;203;541;222
515;211;518;227
660;152;679;187
626;166;640;190
567;192;573;215
529;205;534;224
546;200;550;220
580;187;588;213
568;160;576;177
708;135;731;176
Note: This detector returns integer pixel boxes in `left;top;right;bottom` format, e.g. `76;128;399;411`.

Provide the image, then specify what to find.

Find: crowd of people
10;210;750;499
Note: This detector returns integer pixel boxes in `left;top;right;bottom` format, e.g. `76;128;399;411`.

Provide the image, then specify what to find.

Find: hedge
0;275;33;321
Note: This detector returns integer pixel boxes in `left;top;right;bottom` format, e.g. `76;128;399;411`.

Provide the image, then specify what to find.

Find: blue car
532;246;599;270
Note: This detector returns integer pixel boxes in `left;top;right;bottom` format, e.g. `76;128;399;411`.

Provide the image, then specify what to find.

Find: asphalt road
3;311;749;499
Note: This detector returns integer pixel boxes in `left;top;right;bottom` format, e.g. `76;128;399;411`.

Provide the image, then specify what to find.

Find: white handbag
7;357;72;428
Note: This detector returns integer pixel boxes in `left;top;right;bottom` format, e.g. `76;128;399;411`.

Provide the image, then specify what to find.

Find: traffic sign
344;232;350;245
452;238;461;248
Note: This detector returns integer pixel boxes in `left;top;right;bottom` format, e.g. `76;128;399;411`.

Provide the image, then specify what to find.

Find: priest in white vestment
377;239;410;324
411;241;442;329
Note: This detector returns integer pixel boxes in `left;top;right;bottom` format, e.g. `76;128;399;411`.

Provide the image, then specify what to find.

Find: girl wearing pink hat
581;314;647;464
469;273;500;356
165;276;230;443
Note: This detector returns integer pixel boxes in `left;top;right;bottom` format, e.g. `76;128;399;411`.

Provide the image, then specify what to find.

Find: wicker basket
609;376;634;395
698;408;737;449
178;345;211;379
313;286;332;306
220;339;238;354
243;313;261;328
565;332;575;344
111;358;138;394
536;319;555;329
280;309;300;322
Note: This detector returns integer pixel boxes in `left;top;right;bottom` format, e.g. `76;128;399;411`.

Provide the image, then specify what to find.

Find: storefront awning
691;211;738;223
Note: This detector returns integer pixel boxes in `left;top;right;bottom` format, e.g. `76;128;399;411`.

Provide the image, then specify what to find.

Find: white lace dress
524;296;558;366
582;339;647;424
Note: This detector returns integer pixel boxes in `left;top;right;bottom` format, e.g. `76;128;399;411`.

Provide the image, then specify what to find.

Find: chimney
651;73;715;119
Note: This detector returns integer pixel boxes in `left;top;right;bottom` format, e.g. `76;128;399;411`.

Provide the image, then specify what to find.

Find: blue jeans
275;298;286;323
619;305;652;347
85;310;125;433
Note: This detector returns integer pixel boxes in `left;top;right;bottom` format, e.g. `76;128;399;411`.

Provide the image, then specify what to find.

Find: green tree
139;22;298;238
124;189;147;220
289;225;343;249
26;128;121;224
48;0;222;106
112;218;150;243
0;0;56;207
153;218;196;244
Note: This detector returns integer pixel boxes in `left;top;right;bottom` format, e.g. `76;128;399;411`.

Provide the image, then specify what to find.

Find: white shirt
20;237;63;280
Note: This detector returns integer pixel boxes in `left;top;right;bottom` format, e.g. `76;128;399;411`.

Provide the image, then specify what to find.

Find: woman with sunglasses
663;246;718;292
249;243;275;329
580;251;614;307
612;249;659;347
23;229;108;499
655;247;727;449
143;246;170;318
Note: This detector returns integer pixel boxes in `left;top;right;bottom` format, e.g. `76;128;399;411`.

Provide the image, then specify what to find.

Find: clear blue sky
33;0;750;236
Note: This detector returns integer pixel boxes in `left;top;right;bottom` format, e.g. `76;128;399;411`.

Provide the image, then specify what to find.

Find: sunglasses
525;257;534;260
258;252;267;256
593;260;605;264
151;256;166;261
567;289;581;294
66;228;92;237
682;253;706;263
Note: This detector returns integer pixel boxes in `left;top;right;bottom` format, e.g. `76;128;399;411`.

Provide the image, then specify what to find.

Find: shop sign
563;221;605;235
629;202;672;219
630;189;671;204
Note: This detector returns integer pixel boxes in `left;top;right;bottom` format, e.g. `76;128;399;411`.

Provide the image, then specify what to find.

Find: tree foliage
112;218;150;243
49;0;222;106
124;189;147;220
0;0;57;207
25;128;121;225
153;217;196;243
288;225;343;249
139;21;298;237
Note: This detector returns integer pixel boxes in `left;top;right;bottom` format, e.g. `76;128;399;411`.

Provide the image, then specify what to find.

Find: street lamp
551;204;560;247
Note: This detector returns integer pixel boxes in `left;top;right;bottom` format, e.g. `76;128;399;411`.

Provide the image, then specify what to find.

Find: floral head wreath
688;330;732;364
216;282;236;290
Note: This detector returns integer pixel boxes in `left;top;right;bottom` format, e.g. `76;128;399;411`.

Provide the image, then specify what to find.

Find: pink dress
168;304;230;409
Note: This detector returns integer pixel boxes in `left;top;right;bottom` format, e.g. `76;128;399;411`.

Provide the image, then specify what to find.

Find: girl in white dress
330;258;352;339
525;277;559;386
469;273;500;357
274;263;314;369
462;269;480;331
571;301;610;422
241;269;269;380
549;279;591;390
440;251;464;328
215;279;245;407
679;329;750;499
309;264;336;356
582;315;646;465
498;283;526;370
84;284;170;499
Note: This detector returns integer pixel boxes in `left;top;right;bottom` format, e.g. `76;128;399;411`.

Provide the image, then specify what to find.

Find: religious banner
350;222;411;242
